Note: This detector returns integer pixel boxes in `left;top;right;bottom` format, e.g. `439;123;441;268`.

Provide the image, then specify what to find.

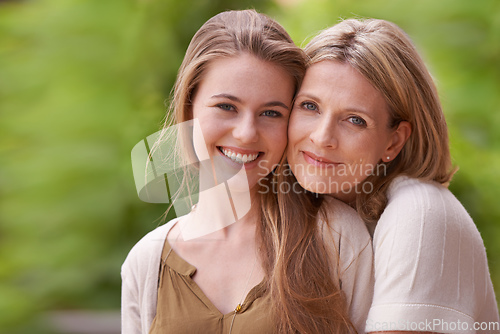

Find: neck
179;181;261;241
331;190;357;208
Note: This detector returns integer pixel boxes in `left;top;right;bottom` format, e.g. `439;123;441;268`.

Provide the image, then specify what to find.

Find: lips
301;150;341;167
218;146;262;164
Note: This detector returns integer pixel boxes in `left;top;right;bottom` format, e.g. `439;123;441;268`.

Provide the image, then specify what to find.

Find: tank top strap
157;236;173;289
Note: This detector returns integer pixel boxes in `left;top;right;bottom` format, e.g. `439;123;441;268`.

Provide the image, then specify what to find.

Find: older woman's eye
348;116;367;126
301;102;318;111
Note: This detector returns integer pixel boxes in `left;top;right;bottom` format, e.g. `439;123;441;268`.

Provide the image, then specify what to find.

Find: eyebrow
211;94;290;110
295;92;322;104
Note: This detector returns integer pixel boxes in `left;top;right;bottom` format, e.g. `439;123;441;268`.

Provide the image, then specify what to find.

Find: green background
1;0;499;332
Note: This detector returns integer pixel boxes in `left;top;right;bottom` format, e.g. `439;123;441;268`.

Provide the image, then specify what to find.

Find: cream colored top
367;176;500;333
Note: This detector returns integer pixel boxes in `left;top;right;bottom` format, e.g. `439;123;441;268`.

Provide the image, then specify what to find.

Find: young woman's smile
218;146;261;165
191;53;294;194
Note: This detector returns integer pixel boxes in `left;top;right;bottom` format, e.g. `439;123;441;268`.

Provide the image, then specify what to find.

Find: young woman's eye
261;110;282;117
348;116;367;126
300;101;318;111
216;103;235;111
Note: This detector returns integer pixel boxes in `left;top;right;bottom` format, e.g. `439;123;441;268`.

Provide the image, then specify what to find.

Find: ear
383;121;411;162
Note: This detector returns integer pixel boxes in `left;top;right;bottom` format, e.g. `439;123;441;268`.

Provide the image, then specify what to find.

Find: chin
295;175;333;195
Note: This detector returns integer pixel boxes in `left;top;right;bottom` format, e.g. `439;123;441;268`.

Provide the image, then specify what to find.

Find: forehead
195;53;295;102
305;61;378;94
302;60;388;115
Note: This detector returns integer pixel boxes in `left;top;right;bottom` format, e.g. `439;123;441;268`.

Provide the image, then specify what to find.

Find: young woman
286;18;500;333
122;10;372;334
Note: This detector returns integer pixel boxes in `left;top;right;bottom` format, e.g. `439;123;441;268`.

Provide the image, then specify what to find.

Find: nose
232;113;259;144
309;117;337;149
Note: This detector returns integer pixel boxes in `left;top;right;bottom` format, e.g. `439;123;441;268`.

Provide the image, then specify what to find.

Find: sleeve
120;222;174;334
121;253;143;334
322;197;374;334
366;178;500;334
340;236;374;334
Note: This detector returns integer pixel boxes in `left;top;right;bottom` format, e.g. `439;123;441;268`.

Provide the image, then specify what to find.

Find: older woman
286;18;499;333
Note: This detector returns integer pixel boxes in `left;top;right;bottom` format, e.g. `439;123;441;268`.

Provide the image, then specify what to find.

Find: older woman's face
287;60;407;203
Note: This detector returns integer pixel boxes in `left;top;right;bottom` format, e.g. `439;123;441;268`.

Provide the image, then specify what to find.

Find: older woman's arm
367;177;499;334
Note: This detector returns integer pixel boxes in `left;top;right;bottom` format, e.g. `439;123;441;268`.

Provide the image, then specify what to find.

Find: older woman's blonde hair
305;18;455;223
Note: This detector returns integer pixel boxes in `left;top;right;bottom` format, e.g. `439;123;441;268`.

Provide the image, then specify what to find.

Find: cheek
268;123;288;156
348;147;382;178
196;123;216;144
288;113;309;145
342;133;375;160
350;149;378;167
191;121;215;161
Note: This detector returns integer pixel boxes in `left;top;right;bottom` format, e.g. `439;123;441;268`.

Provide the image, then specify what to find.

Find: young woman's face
287;60;403;203
191;53;294;194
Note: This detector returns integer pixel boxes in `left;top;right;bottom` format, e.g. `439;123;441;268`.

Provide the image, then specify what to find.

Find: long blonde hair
261;168;356;333
305;18;455;223
157;9;353;333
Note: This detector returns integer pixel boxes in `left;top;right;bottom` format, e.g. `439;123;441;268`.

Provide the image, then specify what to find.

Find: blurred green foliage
0;0;272;331
1;0;499;332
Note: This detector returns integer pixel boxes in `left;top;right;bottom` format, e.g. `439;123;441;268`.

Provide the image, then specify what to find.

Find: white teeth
221;148;259;164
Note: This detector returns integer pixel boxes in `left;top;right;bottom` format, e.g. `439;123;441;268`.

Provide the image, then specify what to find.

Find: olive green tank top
148;239;274;334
